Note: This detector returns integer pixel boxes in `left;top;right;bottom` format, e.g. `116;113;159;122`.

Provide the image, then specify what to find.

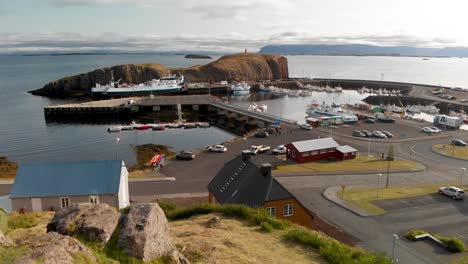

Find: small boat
107;126;121;133
167;123;181;128
152;125;165;131
231;82;251;96
334;86;343;93
258;84;271;93
197;122;210;128
121;126;134;131
324;86;334;93
301;90;313;96
258;104;268;112
184;123;196;129
135;125;150;130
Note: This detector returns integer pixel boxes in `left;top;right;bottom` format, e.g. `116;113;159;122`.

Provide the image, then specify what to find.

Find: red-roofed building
286;138;357;163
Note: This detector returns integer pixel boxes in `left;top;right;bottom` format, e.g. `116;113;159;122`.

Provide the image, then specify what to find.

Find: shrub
438;237;465;252
404;229;427;241
158;201;176;213
165;204;217;221
260;221;273;232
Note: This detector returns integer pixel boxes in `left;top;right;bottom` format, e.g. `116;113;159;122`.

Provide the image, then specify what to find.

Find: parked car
381;131;393;138
299;123;312;130
365;118;375;123
268;125;282;132
422;127;438;133
452;139;467;147
255;130;269;138
372;131;387;138
176;151;195;160
428;126;442;133
439;186;464;200
352;130;366;137
265;127;277;134
247;146;260;155
460;99;468;103
207;145;227;153
272;145;287;155
361;130;373;137
257;145;271;153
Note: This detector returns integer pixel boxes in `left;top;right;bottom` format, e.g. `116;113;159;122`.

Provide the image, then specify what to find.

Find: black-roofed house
10;160;129;212
207;151;314;228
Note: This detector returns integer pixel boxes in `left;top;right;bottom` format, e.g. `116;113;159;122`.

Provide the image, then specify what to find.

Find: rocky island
184;54;212;59
30;53;289;98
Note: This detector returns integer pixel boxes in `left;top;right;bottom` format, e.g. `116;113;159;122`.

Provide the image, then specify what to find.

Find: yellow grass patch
275;155;419;174
7;212;54;245
337;185;441;215
433;144;468;160
0;156;18;179
170;214;325;264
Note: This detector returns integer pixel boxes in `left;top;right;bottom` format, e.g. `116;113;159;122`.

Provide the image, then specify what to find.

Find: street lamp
115;137;120;160
377;173;382;198
460;168;466;187
392;234;399;262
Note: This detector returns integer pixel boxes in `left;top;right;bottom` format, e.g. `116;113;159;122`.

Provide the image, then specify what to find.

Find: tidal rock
47;203;120;243
0;230;15;247
15;232;96;264
118;203;189;263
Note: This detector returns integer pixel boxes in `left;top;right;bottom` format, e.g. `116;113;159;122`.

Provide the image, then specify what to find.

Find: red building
286;138;356;163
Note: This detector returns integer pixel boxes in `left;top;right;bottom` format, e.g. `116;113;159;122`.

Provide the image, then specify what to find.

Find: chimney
260;163;272;177
241;150;251;161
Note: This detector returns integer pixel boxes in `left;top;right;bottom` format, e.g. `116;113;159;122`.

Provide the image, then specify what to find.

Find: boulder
205;216;221;228
118;203;189;263
0;230;15;247
15;232;96;264
47;203;120;243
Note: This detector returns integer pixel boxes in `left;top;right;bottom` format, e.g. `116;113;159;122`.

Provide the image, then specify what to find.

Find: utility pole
392;234;399;262
386;145;394;188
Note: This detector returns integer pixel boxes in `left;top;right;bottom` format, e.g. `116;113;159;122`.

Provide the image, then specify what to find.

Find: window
292;150;296;157
303;152;310;156
311;151;318;155
320;150;327;154
328;149;335;153
283;204;294;217
266;206;276;217
60;197;70;208
89;196;99;205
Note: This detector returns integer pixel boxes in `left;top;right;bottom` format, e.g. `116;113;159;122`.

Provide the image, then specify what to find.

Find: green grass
337;185;441;215
433;144;468;159
162;203;391;264
0;246;30;264
405;229;465;253
275;155;420;174
7;212;51;231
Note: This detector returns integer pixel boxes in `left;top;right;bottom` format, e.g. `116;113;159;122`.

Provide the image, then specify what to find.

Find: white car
257;145;271;153
372;131;387;138
422;127;438;133
247;146;260;155
299;123;312;130
272;145;287;155
428;126;442;133
439;186;464;200
207;145;227;153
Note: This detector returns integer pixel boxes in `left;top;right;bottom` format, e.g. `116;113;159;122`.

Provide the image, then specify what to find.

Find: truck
374;112;396;123
433;115;462;129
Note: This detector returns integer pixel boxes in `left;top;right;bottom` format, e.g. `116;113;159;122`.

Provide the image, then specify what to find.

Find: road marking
410;145;440;162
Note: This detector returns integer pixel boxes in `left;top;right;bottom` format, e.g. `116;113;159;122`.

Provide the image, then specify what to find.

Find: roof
289;138;339;152
207;156;292;207
306;117;319;122
10;160;124;198
336;145;357;153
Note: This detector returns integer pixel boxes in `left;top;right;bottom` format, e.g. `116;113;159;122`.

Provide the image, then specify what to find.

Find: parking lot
317;118;447;140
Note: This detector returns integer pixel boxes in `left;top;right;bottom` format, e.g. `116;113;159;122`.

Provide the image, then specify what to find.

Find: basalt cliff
30;53;289;98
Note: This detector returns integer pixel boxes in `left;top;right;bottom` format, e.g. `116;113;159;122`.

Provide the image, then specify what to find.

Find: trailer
433;115;462;129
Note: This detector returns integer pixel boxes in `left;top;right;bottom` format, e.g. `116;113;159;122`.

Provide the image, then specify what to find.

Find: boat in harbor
306;103;358;124
91;73;184;97
231;82;251;95
258;84;271;93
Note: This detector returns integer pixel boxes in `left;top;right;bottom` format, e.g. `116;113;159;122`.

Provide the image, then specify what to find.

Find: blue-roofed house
10;160;129;212
207;151;314;228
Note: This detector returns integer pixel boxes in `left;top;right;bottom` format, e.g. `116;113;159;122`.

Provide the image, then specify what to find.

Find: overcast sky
1;0;468;53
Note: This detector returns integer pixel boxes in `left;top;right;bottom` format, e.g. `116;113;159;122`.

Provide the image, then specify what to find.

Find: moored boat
231;82;251;95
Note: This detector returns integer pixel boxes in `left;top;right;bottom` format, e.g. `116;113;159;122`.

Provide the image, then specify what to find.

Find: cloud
0;31;460;54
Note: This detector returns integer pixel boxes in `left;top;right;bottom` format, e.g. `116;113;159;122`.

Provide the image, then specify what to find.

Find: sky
1;0;468;53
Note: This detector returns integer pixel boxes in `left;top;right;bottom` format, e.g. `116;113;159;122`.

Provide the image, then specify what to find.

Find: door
31;198;42;212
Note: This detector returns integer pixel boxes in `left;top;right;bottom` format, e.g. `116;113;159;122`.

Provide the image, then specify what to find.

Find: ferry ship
91;74;184;97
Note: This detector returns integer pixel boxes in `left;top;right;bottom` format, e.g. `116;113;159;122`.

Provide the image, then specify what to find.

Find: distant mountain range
258;44;468;57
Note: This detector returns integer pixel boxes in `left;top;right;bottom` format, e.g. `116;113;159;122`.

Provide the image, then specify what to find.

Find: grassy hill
1;204;391;264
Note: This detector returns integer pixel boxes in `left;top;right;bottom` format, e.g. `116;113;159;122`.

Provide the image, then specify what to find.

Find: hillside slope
30;53;288;98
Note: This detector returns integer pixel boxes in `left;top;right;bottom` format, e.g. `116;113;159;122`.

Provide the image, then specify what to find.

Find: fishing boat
135;125;150;130
107;126;121;132
258;84;271;93
92;73;184;97
306;103;358;124
231;82;251;95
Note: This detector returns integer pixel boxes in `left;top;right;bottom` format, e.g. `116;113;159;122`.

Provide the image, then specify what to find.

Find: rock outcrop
118;203;189;263
30;53;289;97
0;230;15;247
15;232;97;264
47;203;120;243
